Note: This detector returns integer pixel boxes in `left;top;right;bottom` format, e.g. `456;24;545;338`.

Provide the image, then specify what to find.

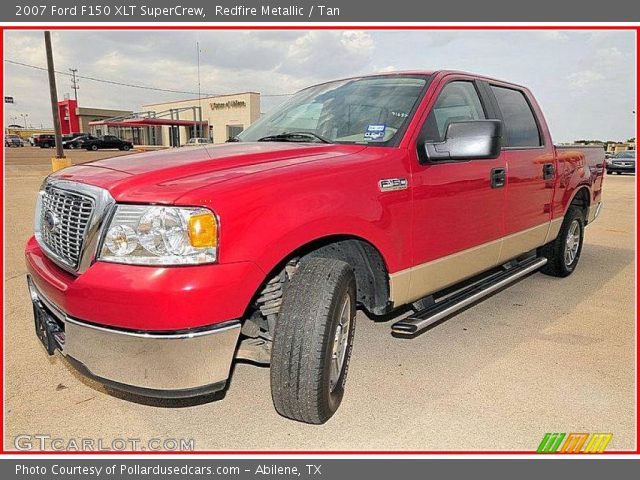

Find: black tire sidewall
270;258;357;424
320;274;356;415
559;208;584;275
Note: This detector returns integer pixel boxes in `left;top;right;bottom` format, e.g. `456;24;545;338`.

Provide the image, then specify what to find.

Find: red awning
89;118;207;128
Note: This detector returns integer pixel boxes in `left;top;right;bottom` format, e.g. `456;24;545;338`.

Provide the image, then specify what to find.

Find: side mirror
422;120;502;163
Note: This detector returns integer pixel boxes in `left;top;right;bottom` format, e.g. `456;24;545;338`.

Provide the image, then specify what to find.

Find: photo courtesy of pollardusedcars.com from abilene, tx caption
2;27;636;453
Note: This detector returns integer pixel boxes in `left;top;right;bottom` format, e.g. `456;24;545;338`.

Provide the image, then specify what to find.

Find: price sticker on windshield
364;124;387;141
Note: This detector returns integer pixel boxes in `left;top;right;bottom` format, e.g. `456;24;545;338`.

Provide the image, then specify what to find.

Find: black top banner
5;0;640;22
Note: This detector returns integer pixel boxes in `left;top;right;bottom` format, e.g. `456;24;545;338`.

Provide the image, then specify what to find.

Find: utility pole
196;41;202;139
69;68;79;104
44;31;68;169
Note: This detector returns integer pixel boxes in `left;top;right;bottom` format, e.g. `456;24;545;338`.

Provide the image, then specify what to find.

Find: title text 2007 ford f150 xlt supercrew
26;71;605;424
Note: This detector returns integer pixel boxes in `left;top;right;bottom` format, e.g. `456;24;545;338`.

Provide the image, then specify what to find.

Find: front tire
270;257;356;424
540;206;585;277
90;144;98;151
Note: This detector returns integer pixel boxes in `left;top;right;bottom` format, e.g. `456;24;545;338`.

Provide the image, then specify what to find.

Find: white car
184;137;212;146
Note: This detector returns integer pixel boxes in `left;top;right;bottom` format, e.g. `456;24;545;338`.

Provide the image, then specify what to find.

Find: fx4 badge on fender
379;178;408;192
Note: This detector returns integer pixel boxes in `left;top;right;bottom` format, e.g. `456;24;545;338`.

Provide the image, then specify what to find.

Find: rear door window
490;86;541;148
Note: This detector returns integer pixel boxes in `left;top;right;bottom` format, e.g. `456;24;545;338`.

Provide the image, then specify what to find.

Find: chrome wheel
564;219;581;266
329;295;351;392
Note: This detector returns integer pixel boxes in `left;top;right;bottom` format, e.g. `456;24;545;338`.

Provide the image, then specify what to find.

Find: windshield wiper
257;131;333;144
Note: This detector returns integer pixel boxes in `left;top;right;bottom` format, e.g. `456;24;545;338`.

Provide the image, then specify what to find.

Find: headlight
99;205;218;265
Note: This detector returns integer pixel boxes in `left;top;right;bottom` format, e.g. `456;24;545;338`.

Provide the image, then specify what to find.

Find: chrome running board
391;257;548;336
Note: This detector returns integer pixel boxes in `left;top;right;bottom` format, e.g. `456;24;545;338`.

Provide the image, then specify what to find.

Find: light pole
21;113;29;128
69;68;79;104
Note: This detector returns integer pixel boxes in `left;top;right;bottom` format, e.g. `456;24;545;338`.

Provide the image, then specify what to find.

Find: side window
421;81;486;142
490;86;541;148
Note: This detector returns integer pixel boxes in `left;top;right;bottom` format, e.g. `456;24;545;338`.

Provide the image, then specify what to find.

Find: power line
5;59;294;98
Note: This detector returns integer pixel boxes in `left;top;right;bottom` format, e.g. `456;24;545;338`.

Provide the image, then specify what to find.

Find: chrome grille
39;185;94;269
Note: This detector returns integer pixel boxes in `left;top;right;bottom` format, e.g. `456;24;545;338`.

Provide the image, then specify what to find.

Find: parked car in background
63;134;97;149
25;71;605;424
34;135;56;148
83;135;133;151
5;135;24;147
184;137;212;146
606;151;636;175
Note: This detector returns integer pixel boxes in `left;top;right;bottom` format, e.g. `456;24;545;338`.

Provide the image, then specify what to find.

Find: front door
396;76;507;305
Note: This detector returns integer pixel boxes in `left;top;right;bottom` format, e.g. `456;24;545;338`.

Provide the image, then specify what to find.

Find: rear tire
270;257;356;424
90;144;98;151
540;206;585;278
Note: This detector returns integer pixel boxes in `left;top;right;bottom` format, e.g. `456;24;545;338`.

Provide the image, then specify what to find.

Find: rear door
399;75;507;305
484;82;556;263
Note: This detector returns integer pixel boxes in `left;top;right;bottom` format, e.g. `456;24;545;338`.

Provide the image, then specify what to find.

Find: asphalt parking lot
3;146;636;451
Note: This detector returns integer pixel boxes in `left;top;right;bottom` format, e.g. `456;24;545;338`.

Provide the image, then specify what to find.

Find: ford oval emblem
44;210;60;234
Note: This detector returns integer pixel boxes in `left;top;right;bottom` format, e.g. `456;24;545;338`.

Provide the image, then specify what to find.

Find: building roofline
143;91;260;107
76;107;133;115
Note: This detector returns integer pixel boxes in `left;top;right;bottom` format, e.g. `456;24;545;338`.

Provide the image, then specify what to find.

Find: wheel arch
249;234;391;318
568;186;591;223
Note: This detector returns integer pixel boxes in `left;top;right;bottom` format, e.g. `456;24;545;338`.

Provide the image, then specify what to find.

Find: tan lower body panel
545;217;563;243
389;219;563;307
587;201;603;224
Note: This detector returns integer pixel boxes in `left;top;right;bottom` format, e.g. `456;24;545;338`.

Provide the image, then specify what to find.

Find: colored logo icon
537;433;613;453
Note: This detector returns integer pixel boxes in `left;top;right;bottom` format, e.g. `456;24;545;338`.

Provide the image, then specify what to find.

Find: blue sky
4;30;636;142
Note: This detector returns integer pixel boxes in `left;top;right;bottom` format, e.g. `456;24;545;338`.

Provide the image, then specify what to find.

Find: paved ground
3;147;636;451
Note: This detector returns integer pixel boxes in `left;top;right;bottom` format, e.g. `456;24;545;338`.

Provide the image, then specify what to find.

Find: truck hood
53;142;367;204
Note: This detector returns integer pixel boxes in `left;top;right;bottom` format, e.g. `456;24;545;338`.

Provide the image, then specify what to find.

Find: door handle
491;167;506;189
543;163;555;180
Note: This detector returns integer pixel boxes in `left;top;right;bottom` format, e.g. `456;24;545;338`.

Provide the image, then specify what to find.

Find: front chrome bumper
27;277;241;398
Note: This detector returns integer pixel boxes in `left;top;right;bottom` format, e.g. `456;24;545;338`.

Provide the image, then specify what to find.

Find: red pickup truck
26;71;605;424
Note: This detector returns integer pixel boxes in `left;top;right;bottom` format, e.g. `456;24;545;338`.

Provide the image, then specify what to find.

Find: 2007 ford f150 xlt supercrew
26;71;605;424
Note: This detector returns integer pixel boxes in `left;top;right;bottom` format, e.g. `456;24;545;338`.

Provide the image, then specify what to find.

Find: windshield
614;151;635;159
237;75;429;145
